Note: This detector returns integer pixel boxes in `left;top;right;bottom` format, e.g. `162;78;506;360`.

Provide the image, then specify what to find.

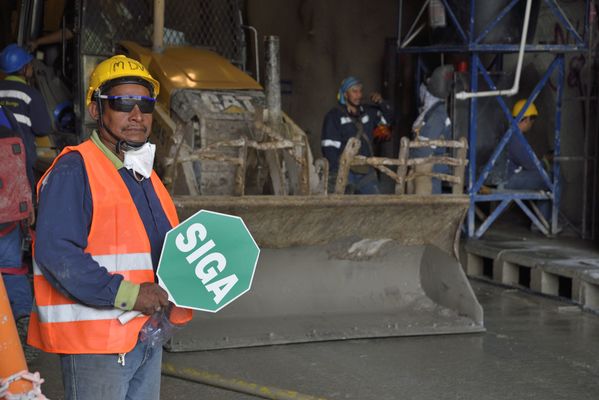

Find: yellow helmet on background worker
85;55;160;106
512;99;539;118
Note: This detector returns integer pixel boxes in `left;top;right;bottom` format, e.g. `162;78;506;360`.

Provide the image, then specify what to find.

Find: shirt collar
344;105;364;118
90;130;124;169
5;75;27;84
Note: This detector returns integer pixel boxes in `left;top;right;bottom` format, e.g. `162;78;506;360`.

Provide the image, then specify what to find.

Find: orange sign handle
0;273;33;396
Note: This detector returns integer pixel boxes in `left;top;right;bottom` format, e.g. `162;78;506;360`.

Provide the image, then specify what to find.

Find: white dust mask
123;142;156;179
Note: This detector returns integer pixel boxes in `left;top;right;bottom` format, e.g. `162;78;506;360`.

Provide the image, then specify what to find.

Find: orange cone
0;272;33;397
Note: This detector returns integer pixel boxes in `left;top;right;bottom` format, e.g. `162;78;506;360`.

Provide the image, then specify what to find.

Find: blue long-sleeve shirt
507;131;537;175
410;102;451;194
321;102;393;172
411;101;451;158
35;143;172;308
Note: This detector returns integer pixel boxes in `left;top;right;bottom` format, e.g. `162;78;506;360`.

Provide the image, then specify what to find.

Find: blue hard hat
53;100;75;132
337;76;362;105
0;44;33;74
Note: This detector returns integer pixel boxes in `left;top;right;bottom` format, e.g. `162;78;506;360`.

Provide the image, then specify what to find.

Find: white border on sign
156;209;261;313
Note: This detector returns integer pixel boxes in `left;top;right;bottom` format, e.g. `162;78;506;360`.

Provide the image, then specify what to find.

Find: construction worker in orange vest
28;55;192;400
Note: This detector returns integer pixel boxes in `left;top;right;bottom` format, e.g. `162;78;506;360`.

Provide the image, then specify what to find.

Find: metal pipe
61;15;67;78
242;25;260;84
456;0;533;100
397;0;403;47
546;0;584;45
264;35;282;124
582;2;594;239
591;2;598;240
554;156;589;162
467;54;478;237
400;24;425;48
438;0;467;42
153;0;165;53
162;363;327;400
469;0;475;44
473;0;520;44
263;35;287;195
403;0;430;47
552;56;565;235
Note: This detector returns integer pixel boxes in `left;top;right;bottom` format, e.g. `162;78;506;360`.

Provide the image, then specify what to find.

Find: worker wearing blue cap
321;76;393;194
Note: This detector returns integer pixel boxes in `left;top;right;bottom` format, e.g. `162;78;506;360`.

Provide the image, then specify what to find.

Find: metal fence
80;0;245;66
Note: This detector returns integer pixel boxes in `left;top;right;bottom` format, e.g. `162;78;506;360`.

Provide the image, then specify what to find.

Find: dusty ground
29;280;599;399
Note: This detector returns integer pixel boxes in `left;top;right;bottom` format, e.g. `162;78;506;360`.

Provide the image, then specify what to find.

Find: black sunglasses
98;95;156;113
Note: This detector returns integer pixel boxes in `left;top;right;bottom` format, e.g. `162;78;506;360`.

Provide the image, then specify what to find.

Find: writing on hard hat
86;55;160;106
426;65;454;99
0;44;33;74
337;76;362;105
512;99;539;118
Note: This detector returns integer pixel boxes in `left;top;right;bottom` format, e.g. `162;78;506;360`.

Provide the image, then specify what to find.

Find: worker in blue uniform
411;65;454;194
505;100;542;187
321;76;393;194
0;44;50;361
0;44;52;191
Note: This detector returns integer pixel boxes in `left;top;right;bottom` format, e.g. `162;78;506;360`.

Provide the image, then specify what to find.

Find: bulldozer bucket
167;195;484;351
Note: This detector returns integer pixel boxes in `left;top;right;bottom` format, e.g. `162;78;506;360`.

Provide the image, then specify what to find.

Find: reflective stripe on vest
14;113;31;127
0;89;32;104
36;303;125;323
28;139;189;354
31;253;154;309
321;139;342;149
33;253;153;276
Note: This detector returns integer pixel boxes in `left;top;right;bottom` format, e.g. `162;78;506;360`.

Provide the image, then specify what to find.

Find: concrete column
153;0;165;53
264;35;282;127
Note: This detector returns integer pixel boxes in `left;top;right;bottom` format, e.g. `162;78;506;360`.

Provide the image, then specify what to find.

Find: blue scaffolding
396;0;590;238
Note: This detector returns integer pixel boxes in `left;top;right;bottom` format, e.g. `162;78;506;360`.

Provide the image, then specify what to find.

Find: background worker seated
501;100;552;224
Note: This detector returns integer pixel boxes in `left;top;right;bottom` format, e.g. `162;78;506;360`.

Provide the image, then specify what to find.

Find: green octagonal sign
157;210;260;312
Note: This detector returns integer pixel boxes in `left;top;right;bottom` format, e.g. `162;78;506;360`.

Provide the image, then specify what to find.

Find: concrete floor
28;279;599;399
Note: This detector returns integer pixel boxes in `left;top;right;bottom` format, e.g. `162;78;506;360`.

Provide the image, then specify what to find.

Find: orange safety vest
28;140;192;354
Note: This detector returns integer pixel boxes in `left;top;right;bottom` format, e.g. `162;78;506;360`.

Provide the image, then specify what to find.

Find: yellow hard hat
512;99;539;118
86;55;160;106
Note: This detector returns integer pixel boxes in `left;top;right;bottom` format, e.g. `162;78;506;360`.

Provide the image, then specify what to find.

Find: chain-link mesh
80;0;245;66
164;0;245;67
80;0;153;56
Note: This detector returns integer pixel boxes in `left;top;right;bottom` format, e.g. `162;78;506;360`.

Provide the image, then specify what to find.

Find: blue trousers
0;224;32;319
347;169;380;195
431;164;450;194
505;170;551;221
60;339;162;400
328;169;380;195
